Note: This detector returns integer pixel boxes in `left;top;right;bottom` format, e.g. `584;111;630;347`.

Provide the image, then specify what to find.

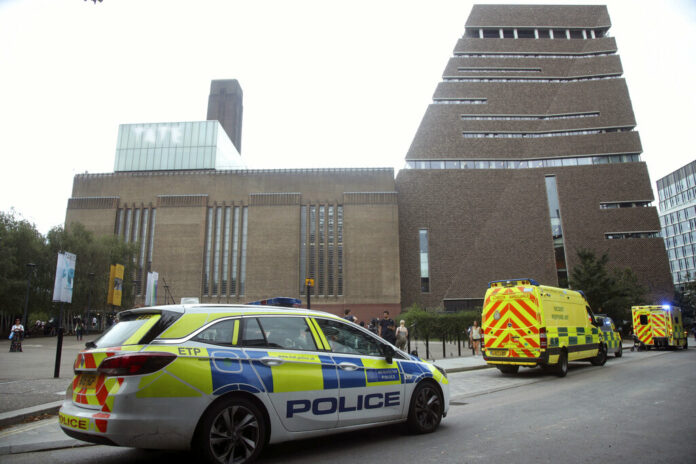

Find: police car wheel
615;344;622;358
554;351;568;377
591;344;607;366
407;382;443;434
195;397;266;464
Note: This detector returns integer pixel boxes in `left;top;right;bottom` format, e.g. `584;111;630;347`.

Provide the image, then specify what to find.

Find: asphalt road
3;347;695;463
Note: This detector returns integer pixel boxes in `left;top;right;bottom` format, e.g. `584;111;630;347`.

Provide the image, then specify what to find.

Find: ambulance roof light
662;304;671;310
488;278;540;288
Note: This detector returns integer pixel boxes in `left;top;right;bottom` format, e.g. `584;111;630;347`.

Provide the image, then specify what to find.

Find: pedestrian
395;320;409;350
343;308;357;323
378;311;394;338
9;318;24;352
76;319;84;341
467;325;473;352
383;321;396;345
471;320;482;355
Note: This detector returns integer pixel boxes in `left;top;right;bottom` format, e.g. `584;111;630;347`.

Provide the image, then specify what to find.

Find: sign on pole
52;252;76;303
145;271;159;306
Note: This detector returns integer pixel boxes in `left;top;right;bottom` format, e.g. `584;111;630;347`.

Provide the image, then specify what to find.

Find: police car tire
615;344;623;358
591;344;607;366
554;351;568;377
407;381;444;434
194;396;266;464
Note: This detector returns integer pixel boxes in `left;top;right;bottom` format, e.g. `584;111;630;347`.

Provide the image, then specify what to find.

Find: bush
399;304;482;341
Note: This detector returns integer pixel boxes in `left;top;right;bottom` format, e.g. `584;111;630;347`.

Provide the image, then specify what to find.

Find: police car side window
257;317;317;351
241;318;267;347
192;319;236;346
315;318;383;357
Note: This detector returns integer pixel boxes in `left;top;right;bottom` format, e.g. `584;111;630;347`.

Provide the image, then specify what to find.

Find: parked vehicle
631;305;688;350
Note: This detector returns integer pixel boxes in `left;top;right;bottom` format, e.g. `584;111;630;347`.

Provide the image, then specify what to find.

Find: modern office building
66;5;675;317
396;4;673;310
657;160;696;289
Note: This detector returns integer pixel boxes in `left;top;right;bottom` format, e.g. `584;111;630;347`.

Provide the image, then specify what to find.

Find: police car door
313;318;404;427
244;316;339;432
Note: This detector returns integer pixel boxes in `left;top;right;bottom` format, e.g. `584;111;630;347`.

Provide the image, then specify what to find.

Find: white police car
59;304;450;463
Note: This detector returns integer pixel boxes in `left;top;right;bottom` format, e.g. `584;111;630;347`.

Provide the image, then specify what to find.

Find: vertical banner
145;271;159;306
52;252;76;303
107;265;116;305
112;264;124;307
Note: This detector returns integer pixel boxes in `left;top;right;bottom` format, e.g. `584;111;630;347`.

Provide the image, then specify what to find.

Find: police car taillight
97;352;176;376
539;327;547;349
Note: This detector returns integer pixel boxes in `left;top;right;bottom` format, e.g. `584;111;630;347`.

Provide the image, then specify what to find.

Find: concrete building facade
396;4;673;310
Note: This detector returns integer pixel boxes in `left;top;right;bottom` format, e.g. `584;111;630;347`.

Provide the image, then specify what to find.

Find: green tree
569;248;647;325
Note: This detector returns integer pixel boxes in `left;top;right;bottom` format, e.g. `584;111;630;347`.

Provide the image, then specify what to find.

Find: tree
569;248;647;325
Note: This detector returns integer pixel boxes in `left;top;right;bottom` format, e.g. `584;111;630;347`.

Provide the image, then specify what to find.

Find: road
2;348;695;463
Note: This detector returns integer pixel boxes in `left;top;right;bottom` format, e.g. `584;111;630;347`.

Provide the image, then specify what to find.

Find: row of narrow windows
605;232;659;240
461;112;599;121
660;205;696;228
434;98;487;105
454;52;615;59
461;127;632;139
600;201;651;210
443;75;621;83
300;205;344;297
203;205;248;298
405;154;641;170
114;207;157;296
457;67;541;73
464;28;608;40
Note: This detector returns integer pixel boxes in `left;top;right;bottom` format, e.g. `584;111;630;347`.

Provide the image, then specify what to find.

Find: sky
1;0;695;235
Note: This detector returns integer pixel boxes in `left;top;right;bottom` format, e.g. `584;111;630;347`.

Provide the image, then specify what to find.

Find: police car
59;304;449;463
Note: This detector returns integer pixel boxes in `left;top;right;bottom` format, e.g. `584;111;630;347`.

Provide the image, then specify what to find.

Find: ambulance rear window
639;315;648;325
93;314;161;347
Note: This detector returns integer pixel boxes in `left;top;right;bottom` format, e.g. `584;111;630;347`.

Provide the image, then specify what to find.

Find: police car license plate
78;374;97;389
488;349;507;357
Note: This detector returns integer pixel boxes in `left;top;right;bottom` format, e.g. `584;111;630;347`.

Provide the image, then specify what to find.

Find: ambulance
482;279;607;377
631;305;688;350
58;304;449;463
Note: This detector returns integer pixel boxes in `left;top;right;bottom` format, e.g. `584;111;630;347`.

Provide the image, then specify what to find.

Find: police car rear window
94;314;161;347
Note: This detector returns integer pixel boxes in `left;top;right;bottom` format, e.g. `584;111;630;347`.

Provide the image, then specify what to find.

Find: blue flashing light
662;304;671;311
247;297;302;308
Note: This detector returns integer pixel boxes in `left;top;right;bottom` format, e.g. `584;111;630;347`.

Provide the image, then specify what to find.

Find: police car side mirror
382;344;395;364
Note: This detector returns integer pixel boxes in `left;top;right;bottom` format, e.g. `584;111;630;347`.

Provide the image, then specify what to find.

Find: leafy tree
569;248;647;325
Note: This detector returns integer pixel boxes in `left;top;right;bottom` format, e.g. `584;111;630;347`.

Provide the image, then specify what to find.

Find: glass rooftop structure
114;121;245;172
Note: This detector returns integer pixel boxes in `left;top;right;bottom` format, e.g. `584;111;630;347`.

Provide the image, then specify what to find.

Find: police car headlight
435;365;448;379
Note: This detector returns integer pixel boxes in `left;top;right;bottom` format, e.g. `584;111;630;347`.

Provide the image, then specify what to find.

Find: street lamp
22;263;37;330
87;272;95;329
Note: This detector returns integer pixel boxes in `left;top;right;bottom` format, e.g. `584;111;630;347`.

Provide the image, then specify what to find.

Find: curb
444;364;493;374
0;439;93;456
0;401;63;428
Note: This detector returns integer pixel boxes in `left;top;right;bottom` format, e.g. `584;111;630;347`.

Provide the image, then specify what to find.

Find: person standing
378;311;394;338
395;320;409;350
343;308;357;323
9;318;24;352
471;320;482;355
383;321;397;345
76;320;84;341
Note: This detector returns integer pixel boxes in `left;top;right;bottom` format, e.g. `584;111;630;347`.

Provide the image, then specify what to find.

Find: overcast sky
1;0;695;234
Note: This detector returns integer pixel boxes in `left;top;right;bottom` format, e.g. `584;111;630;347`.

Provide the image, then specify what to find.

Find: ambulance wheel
497;365;519;375
615;344;623;358
195;396;266;464
591;344;607;366
407;381;443;434
683;339;688;350
554;351;568;377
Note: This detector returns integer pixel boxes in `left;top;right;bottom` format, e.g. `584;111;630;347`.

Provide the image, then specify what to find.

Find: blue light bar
488;278;540;288
247;297;302;308
662;304;671;310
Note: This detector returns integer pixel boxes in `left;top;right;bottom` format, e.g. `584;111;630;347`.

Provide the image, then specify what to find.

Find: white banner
145;271;159;306
52;252;76;303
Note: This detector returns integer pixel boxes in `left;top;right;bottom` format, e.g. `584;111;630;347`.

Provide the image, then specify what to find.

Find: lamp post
87;272;95;330
22;263;37;330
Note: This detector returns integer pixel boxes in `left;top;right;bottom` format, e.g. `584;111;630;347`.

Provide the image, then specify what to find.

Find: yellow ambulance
482;279;607;377
631;305;688;350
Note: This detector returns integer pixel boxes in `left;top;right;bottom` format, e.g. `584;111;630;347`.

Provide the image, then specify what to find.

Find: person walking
395;320;409;350
471;320;482;356
76;320;84;341
9;318;24;352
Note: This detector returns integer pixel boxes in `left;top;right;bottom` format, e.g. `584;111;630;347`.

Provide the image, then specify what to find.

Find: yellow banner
107;264;124;307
